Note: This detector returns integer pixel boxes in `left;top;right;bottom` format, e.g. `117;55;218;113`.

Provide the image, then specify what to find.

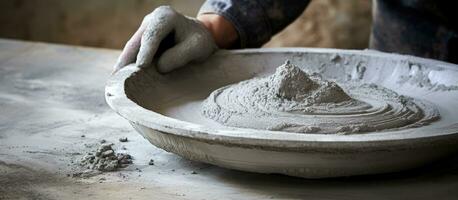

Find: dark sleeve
371;0;458;63
198;0;311;48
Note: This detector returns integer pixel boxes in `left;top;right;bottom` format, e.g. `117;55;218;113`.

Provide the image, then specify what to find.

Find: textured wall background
264;0;372;49
0;0;372;49
0;0;204;48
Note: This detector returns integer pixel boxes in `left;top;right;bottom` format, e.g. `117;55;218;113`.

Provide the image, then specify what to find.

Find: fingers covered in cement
112;25;146;74
112;6;177;73
136;6;177;69
157;38;196;73
157;25;216;73
112;6;217;74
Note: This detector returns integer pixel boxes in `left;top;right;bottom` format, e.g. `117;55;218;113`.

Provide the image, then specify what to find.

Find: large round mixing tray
106;48;458;178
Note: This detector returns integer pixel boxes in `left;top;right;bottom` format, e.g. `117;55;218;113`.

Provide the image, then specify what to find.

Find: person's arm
198;0;311;48
197;14;239;49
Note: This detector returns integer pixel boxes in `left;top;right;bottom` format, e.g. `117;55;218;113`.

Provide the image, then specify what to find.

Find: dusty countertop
1;39;458;200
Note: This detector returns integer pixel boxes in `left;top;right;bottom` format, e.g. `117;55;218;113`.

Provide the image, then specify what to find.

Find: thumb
112;23;146;74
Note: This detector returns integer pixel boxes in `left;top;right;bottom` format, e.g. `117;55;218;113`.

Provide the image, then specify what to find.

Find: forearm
197;14;239;49
198;0;311;48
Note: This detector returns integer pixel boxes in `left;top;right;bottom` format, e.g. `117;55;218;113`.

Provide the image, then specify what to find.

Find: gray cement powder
80;143;132;172
202;60;440;134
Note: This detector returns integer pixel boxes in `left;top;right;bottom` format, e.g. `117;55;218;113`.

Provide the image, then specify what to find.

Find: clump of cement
119;137;128;142
148;159;155;165
270;60;351;104
201;60;440;134
398;63;458;91
80;143;132;172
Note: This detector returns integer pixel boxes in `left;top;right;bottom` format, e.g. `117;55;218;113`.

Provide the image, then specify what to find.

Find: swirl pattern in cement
201;61;440;134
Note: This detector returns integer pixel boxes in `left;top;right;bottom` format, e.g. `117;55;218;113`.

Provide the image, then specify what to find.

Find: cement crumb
79;143;133;172
148;159;155;165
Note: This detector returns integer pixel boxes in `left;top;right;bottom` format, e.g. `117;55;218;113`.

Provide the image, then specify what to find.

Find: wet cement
202;61;440;134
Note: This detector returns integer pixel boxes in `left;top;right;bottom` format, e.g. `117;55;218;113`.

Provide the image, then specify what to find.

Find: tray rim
105;48;458;151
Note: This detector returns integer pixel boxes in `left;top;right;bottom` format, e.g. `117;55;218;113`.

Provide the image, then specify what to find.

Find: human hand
113;6;218;74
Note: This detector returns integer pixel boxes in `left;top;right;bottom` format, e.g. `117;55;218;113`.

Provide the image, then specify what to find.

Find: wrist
197;14;238;49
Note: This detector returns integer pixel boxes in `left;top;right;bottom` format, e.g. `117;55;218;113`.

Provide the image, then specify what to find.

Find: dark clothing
199;0;458;63
199;0;311;48
371;0;458;63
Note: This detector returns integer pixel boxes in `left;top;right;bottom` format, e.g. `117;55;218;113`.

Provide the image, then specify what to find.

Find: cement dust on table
201;60;440;134
79;143;133;175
